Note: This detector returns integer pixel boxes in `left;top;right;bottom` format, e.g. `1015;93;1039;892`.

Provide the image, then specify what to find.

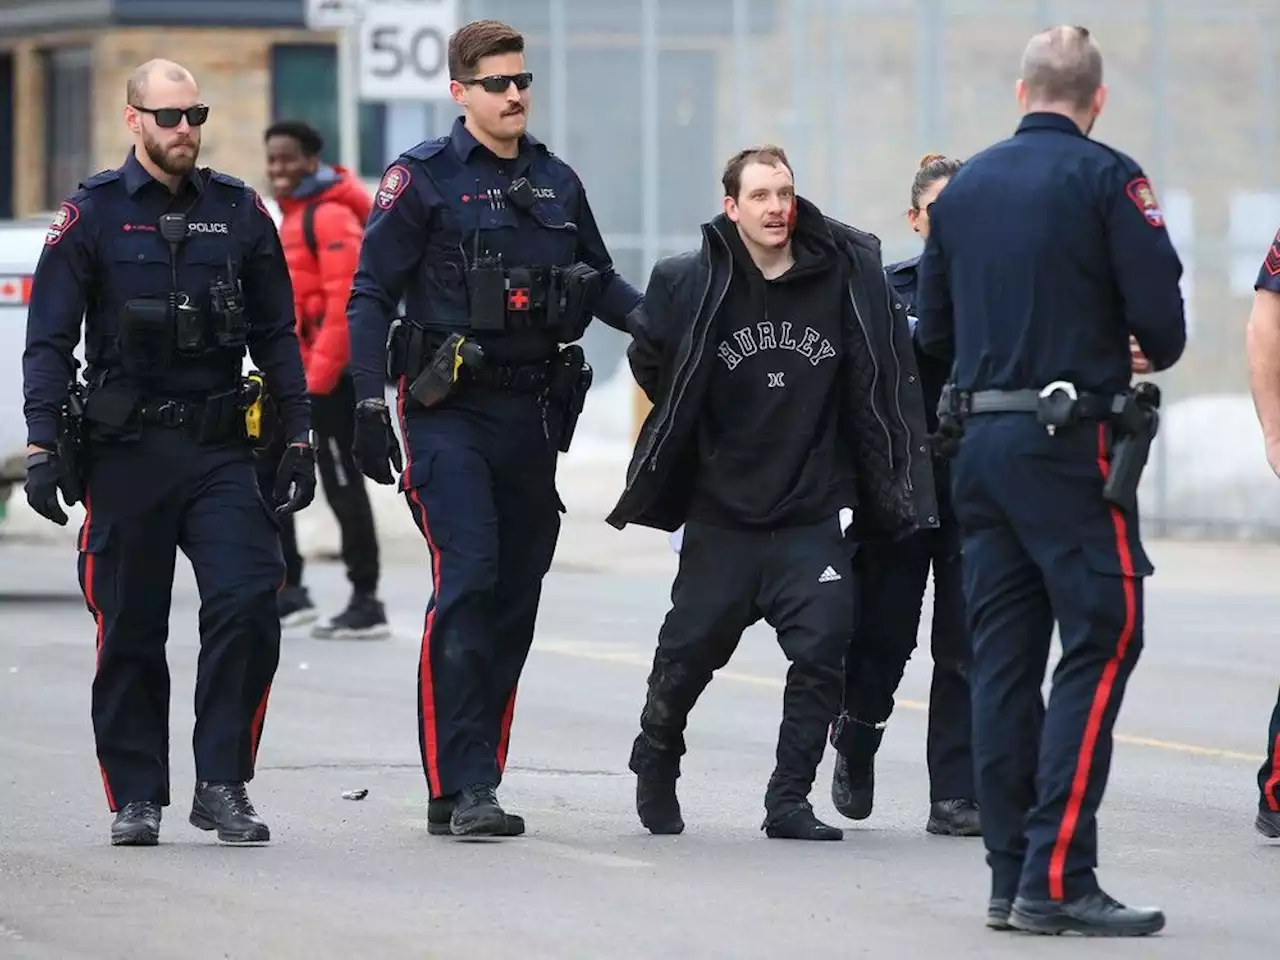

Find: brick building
0;0;391;219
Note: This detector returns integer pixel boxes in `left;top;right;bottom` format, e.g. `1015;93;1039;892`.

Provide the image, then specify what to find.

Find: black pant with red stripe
834;522;975;802
1259;690;1280;810
77;427;284;811
950;415;1151;904
397;384;561;799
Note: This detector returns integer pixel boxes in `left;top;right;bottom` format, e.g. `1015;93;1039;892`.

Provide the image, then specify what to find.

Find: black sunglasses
131;104;210;128
458;72;533;94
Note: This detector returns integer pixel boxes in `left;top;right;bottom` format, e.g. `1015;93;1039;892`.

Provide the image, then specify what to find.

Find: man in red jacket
258;120;389;639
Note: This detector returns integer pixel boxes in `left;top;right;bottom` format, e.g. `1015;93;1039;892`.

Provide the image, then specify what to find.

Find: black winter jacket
606;198;941;541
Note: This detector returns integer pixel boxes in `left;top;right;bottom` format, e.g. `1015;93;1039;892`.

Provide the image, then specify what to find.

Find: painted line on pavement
535;640;1259;764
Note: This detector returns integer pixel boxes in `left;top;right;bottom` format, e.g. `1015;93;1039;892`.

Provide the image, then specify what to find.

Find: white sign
306;0;361;30
358;0;458;102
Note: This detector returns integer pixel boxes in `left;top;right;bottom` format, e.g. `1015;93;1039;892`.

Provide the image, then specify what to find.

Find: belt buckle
1037;381;1078;436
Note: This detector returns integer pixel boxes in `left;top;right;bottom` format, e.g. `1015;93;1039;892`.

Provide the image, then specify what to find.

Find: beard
144;130;200;176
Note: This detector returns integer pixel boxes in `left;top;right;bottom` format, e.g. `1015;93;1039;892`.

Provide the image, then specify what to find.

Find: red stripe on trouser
1264;735;1280;812
397;379;443;797
80;493;118;812
497;687;518;773
1047;424;1137;901
250;684;272;766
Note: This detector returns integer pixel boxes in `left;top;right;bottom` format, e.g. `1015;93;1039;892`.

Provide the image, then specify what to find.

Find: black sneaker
111;801;162;846
312;592;391;640
762;801;843;841
278;585;318;629
189;781;271;843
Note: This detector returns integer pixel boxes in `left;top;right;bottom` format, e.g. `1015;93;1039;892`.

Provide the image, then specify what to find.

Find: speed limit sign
358;0;458;101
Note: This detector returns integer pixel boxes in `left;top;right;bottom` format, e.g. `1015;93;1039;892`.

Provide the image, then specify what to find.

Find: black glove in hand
273;439;317;516
25;450;68;526
353;398;403;485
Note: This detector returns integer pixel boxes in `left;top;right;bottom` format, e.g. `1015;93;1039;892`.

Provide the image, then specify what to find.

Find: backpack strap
302;202;320;262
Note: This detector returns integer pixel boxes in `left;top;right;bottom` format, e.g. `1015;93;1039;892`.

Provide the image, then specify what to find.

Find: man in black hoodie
608;145;941;840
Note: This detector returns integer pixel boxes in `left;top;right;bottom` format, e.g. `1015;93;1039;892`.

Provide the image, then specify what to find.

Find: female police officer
830;154;981;838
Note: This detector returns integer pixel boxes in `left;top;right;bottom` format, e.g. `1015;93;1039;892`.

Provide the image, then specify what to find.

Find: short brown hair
721;145;792;200
448;19;524;80
910;152;963;210
1019;25;1103;111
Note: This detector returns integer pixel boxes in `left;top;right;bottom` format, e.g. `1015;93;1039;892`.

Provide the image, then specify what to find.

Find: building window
270;43;386;179
42;45;92;210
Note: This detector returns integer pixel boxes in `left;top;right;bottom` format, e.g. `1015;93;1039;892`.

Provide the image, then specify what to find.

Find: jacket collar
121;147;203;196
448;115;544;164
1016;111;1088;138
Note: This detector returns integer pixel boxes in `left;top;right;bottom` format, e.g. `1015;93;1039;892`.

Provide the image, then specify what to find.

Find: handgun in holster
1101;381;1161;515
408;333;486;408
546;344;593;453
56;379;88;505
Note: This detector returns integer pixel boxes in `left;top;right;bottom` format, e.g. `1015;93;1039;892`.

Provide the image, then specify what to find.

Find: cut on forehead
127;58;198;106
1019;25;1103;110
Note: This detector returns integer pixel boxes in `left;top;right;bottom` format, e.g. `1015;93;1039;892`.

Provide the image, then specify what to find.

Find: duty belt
136;397;203;428
961;388;1121;419
468;359;552;393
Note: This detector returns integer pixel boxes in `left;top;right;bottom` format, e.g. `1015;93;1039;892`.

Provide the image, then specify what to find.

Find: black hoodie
685;208;858;529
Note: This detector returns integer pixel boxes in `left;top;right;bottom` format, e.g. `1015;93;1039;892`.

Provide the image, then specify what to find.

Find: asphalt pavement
1;521;1279;959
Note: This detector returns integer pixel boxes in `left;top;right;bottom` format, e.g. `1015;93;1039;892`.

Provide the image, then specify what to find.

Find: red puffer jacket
276;167;372;395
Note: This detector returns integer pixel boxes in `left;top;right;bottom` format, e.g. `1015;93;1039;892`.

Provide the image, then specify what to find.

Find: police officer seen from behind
1243;226;1280;840
347;19;643;838
22;59;316;847
915;26;1185;936
608;145;940;841
831;153;980;839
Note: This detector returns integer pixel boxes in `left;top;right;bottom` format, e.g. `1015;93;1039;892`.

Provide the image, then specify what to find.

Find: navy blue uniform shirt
347;116;643;403
914;112;1186;393
22;148;309;449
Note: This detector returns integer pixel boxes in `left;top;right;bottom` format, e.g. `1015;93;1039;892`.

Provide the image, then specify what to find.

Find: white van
0;199;286;519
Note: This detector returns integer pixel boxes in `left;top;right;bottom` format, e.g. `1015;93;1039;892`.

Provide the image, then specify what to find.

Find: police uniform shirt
22;148;309;448
914;111;1187;392
346;116;643;404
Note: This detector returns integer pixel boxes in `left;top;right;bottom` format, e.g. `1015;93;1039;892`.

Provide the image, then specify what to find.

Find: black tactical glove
353;398;403;485
24;449;69;526
273;435;317;516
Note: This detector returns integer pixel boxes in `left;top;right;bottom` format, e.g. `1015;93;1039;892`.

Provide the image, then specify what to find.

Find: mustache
502;105;524;116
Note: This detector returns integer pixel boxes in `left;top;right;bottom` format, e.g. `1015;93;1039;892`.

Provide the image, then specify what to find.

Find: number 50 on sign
358;0;459;101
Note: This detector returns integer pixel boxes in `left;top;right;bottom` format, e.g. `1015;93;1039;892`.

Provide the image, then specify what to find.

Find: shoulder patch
1264;229;1280;278
45;201;81;246
1124;176;1165;227
208;170;246;189
79;169;120;191
402;137;448;161
375;164;412;210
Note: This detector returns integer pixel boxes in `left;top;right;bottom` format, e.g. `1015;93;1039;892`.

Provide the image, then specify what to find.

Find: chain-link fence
442;0;1279;536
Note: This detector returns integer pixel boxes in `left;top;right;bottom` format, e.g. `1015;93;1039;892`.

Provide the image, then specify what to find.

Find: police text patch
376;165;411;210
45;202;80;246
1124;177;1165;228
1265;229;1280;278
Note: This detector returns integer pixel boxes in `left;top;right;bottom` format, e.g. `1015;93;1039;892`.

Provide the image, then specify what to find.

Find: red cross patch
507;287;530;311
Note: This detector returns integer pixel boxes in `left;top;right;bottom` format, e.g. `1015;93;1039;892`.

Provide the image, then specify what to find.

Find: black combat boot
763;801;843;841
189;781;270;843
831;752;875;821
449;784;509;837
1010;891;1165;937
428;794;525;837
1255;804;1280;838
926;798;982;836
111;801;162;846
636;775;684;835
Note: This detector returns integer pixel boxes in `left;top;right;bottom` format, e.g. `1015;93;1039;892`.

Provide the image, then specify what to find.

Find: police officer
22;59;316;847
348;19;642;838
915;27;1185;936
1244;227;1280;839
831;153;980;839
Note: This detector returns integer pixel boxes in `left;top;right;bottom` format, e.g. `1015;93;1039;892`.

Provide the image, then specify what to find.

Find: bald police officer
22;59;315;847
915;27;1185;936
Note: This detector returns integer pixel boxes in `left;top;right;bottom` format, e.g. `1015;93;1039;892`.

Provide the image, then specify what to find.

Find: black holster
1101;382;1161;514
56;380;88;504
545;345;593;452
